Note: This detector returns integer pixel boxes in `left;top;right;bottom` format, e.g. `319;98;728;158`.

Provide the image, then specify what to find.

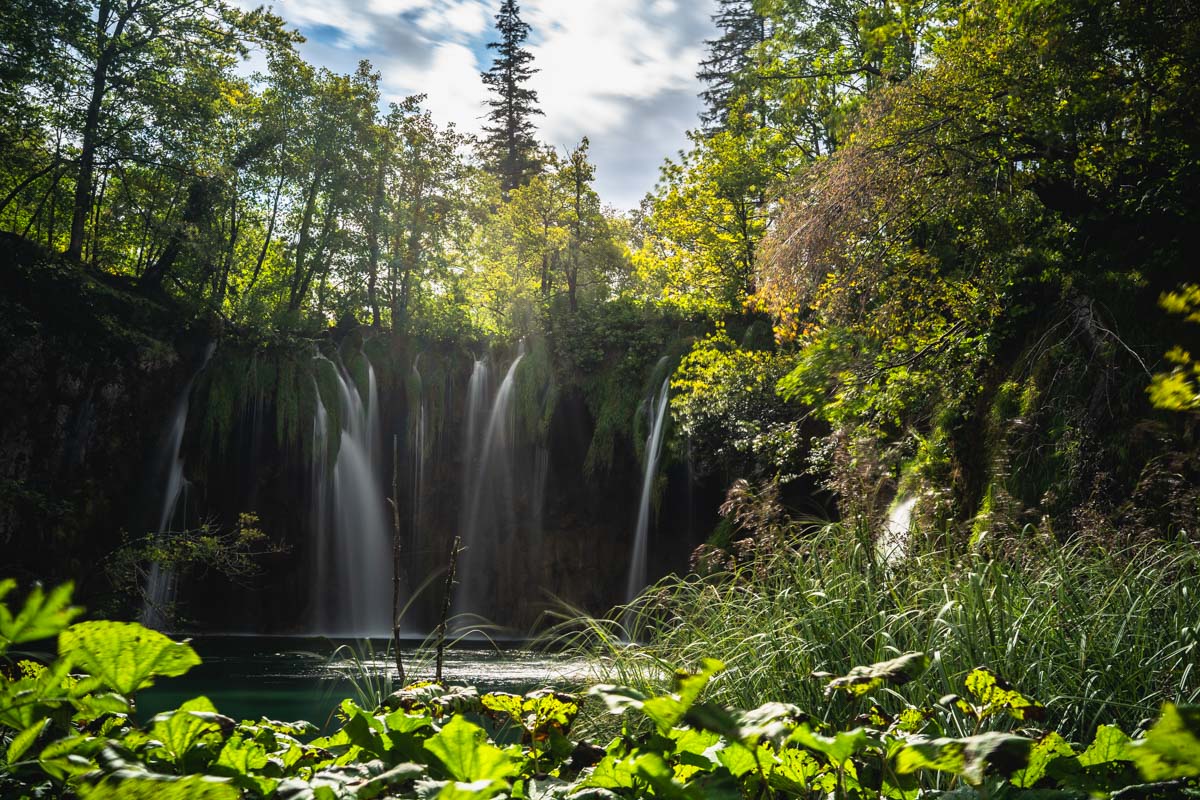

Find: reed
559;526;1200;741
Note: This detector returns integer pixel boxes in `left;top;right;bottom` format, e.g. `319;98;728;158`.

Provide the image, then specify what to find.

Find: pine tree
696;0;769;131
481;0;543;193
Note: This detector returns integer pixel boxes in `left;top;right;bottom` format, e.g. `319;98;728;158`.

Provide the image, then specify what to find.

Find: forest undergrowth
557;523;1200;746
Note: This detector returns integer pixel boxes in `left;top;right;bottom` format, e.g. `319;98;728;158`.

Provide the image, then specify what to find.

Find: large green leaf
789;725;869;766
896;732;1033;785
1130;703;1200;780
960;667;1045;722
59;621;200;696
0;580;81;653
821;652;930;698
149;696;231;767
1011;731;1074;788
423;715;517;783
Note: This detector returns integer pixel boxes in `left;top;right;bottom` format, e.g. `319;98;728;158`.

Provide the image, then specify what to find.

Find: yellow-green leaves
149;696;231;767
59;621;201;697
1130;703;1200;780
0;580;81;654
821;651;930;697
956;666;1045;723
1150;284;1200;412
423;715;517;787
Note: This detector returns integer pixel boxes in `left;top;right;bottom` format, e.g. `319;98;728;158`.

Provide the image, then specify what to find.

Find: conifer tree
481;0;543;193
697;0;769;130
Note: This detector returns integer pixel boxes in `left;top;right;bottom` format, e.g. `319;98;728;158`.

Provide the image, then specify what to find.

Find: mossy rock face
0;235;193;592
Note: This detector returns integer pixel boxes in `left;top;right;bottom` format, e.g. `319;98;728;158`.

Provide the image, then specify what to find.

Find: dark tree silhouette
480;0;543;193
697;0;769;131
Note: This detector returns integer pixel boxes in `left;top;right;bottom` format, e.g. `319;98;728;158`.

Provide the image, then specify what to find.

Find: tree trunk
288;173;322;310
367;159;387;327
68;0;128;260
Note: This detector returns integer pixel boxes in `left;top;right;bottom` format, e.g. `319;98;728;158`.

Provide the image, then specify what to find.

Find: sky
243;0;718;212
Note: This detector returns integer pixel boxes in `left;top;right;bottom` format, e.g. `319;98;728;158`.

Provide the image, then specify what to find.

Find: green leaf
423;715;516;783
215;733;268;774
769;747;826;794
1078;725;1134;767
7;717;50;764
0;581;81;653
355;763;425;799
38;734;100;781
789;725;869;765
383;709;433;735
78;773;240;799
823;652;930;697
73;692;132;723
896;732;1033;785
149;696;231;766
1012;732;1074;788
580;755;640;791
1130;703;1200;780
59;621;201;696
962;667;1045;722
480;692;523;724
715;741;761;778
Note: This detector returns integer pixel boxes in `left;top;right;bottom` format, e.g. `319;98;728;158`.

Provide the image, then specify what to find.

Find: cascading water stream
408;356;428;564
310;356;393;636
140;342;216;630
455;349;525;625
625;369;671;604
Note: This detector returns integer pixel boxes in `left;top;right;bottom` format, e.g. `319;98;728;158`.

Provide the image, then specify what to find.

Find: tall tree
480;0;543;193
697;0;769;130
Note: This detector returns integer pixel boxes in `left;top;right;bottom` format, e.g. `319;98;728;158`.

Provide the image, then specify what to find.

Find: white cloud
521;0;707;145
383;41;489;131
246;0;717;209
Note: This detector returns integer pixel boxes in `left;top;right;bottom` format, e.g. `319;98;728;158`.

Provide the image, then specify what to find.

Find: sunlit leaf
59;621;200;696
823;652;930;697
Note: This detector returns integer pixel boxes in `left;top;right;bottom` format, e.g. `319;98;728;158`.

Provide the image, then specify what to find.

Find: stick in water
435;536;460;684
390;434;405;687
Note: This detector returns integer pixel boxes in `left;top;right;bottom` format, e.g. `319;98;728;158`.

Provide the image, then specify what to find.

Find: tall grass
559;525;1200;741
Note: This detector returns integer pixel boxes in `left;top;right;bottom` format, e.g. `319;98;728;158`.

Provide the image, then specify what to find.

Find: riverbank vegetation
3;0;1200;795
3;579;1200;799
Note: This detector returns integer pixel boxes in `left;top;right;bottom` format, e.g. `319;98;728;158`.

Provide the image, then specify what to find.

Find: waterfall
455;349;525;625
310;377;330;620
880;496;916;565
625;370;671;603
139;342;215;630
310;356;393;636
461;356;491;483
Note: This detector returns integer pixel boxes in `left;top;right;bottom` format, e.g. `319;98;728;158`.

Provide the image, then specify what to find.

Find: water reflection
138;636;590;730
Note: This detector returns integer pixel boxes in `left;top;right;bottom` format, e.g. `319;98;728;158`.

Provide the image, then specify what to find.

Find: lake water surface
139;636;593;730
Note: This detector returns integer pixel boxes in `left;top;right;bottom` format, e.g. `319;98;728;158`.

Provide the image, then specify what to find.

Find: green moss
514;337;557;445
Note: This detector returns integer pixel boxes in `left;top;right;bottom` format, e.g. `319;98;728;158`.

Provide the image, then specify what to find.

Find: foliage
1150;284;1200;413
671;324;805;481
567;528;1200;744
106;513;286;628
3;580;1200;798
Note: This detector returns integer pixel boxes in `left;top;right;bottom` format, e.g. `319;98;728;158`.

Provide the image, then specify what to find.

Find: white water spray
310;356;393;636
139;342;215;629
625;368;671;603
